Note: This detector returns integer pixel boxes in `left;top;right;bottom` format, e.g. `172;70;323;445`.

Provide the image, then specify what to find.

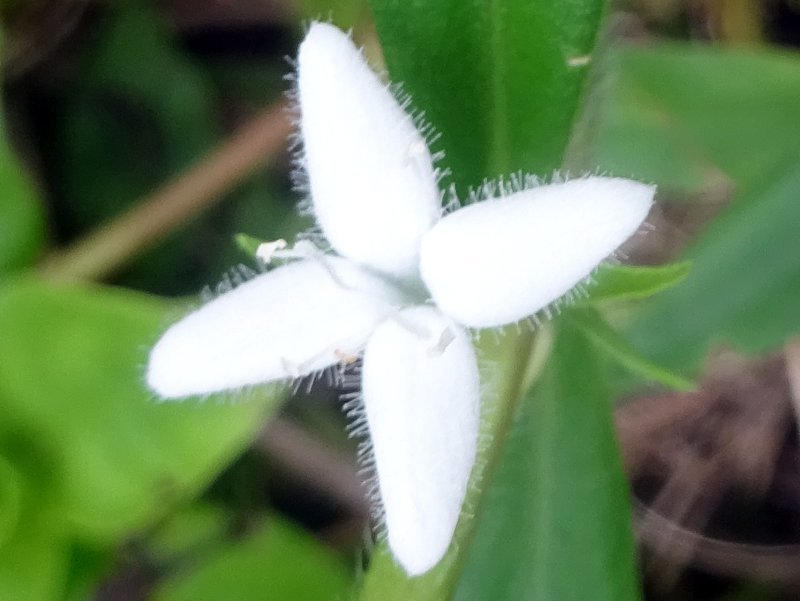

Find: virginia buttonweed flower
147;22;654;576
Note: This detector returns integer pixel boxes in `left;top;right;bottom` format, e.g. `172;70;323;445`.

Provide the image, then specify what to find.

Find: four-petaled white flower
147;22;654;576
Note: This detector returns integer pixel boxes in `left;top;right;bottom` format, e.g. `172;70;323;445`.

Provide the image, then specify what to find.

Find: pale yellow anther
334;348;359;365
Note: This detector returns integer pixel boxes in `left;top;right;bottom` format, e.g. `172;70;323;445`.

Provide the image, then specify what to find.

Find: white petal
419;177;655;328
147;258;404;398
297;23;441;279
361;306;480;575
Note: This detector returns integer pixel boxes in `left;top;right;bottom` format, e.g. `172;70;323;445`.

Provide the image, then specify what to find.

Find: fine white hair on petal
147;257;405;398
419;176;655;328
297;22;441;279
361;306;480;576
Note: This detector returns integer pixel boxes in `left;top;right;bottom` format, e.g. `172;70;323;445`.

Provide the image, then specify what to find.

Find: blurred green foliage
0;0;798;599
0;278;278;600
372;0;605;190
454;320;639;601
151;509;351;601
0;51;43;274
56;4;218;229
593;46;800;372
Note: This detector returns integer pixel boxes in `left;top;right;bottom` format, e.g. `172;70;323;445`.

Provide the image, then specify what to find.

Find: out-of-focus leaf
594;44;800;373
299;0;370;29
57;4;218;229
0;525;66;601
147;504;229;563
453;321;640;601
151;516;351;601
626;163;800;372
0;278;276;541
0;29;44;274
581;262;692;305
234;233;265;258
0;456;21;548
61;544;114;601
0;484;67;601
567;307;694;391
371;0;606;190
595;45;800;194
0;136;44;273
52;4;227;294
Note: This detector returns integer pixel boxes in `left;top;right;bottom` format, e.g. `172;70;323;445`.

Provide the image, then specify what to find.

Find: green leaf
0;456;21;548
0;466;68;601
567;308;694;391
147;504;230;563
593;44;800;373
581;262;692;304
52;4;227;293
233;233;265;259
0;278;277;541
594;45;800;194
57;4;218;231
0;518;67;601
371;0;607;189
0;137;44;274
61;544;115;601
453;321;640;601
0;28;45;274
151;515;351;601
626;162;800;372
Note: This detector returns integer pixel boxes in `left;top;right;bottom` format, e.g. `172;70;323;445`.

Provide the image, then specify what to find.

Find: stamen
427;327;455;356
257;239;323;265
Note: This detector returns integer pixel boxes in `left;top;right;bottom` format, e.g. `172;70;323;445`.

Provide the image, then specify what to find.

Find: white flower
147;22;654;576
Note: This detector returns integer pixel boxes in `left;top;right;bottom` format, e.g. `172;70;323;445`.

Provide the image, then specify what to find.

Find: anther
257;239;323;265
334;349;360;365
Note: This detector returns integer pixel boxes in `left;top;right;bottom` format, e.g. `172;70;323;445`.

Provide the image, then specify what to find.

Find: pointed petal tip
586;175;656;219
298;21;354;69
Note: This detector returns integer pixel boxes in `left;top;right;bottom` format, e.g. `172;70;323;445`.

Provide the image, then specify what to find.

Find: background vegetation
1;0;799;599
